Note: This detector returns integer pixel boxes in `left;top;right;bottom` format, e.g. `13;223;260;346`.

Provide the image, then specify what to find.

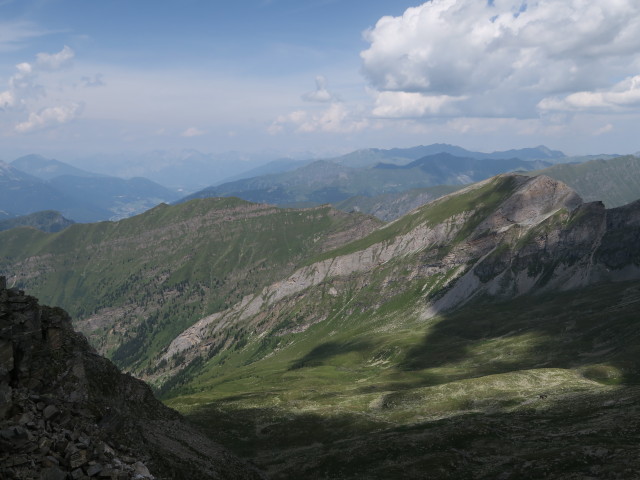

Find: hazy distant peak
12;154;103;181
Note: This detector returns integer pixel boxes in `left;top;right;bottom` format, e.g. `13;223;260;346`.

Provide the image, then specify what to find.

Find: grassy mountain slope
168;280;640;478
0;210;74;232
149;174;640;477
0;197;380;375
530;154;640;207
334;184;463;221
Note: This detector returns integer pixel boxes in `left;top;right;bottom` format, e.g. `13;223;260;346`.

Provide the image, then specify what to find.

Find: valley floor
166;281;640;479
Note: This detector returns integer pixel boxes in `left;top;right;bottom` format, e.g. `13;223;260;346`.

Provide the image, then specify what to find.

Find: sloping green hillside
153;174;640;477
166;279;640;479
0;197;380;372
334;184;463;221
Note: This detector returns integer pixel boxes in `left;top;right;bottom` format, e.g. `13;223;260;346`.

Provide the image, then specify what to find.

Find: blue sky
2;0;640;161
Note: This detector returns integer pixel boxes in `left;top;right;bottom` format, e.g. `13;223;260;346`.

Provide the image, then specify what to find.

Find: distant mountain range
334;154;640;221
0;160;100;221
179;151;557;206
77;149;284;192
6;145;635;226
220;158;315;183
222;144;568;183
12;154;105;180
331;143;566;168
0;155;179;222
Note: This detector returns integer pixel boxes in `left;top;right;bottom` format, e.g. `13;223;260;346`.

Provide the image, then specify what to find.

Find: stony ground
0;277;265;480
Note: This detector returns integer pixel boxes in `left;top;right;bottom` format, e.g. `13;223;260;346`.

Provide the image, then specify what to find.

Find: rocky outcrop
0;278;264;480
427;182;640;314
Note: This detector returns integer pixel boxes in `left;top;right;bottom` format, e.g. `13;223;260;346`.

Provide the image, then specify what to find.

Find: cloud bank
361;0;640;118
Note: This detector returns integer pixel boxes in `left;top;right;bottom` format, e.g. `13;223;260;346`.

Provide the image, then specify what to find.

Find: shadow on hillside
288;339;372;370
396;280;640;387
178;282;640;478
186;385;640;480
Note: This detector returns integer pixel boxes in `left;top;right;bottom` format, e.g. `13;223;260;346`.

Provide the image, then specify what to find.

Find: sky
1;0;640;162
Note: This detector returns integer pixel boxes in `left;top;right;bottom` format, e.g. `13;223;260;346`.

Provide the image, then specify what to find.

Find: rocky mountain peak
460;175;582;241
0;277;264;479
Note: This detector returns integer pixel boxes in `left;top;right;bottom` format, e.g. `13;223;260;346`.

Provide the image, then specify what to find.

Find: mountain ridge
0;198;380;373
12;154;105;180
0;210;75;233
179;153;553;207
155;175;592;376
146;174;640;390
332;144;565;168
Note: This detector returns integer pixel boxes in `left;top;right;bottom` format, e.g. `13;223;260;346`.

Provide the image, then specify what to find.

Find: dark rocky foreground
0;276;265;480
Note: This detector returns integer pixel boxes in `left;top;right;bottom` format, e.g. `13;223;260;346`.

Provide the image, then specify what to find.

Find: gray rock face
0;280;265;480
427;181;640;314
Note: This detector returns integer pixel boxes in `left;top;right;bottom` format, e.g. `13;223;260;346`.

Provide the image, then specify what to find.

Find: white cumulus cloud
15;103;81;133
539;75;640;112
594;124;614;136
36;45;74;70
361;0;640;119
270;103;368;134
0;46;77;112
0;46;84;134
302;76;337;103
82;73;105;88
372;91;467;118
181;127;205;137
0;90;15;110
